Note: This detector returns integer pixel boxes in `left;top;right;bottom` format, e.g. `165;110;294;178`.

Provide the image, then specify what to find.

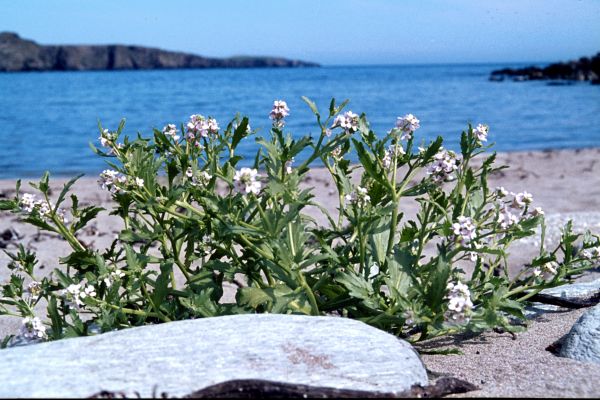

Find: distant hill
0;32;320;72
490;52;600;84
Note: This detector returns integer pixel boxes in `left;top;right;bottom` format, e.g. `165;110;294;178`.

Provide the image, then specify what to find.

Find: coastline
1;146;600;397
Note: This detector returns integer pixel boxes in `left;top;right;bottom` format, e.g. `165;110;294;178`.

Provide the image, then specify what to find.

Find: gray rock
0;314;427;398
559;304;600;364
540;279;600;300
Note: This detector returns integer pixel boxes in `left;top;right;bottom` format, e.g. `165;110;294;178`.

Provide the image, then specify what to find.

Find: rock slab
0;314;427;398
559;304;600;364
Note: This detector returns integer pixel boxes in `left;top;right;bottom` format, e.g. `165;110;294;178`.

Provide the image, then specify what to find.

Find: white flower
542;261;559;275
452;216;477;246
345;186;371;208
19;193;67;222
269;100;290;126
103;269;125;287
19;193;37;213
497;206;520;229
134;177;144;188
332;111;359;134
445;281;473;324
61;282;96;309
233;168;261;195
473;124;489;142
426;149;459;184
495;186;509;198
512;191;533;208
162;124;180;141
98;169;127;194
331;146;343;160
25;281;42;297
285;157;295;174
98;128;117;148
587;246;600;259
18;316;47;341
530;206;544;217
325;128;332;137
395;114;420;140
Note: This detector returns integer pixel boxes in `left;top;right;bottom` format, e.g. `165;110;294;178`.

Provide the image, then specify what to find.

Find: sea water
1;63;599;178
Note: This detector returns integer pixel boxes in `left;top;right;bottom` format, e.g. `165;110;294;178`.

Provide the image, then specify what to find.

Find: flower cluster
532;261;560;279
395;114;420;140
473;124;489;143
426;149;459;184
496;190;540;230
98;128;117;148
18;316;47;342
162;124;181;141
25;281;42;297
332;111;359;134
382;144;405;169
269;100;290;127
98;129;123;155
186;167;212;187
98;169;127;194
233;168;261;195
445;281;473;324
186;115;219;144
582;246;600;260
345;186;371;208
19;193;67;223
102;269;125;287
452;216;477;246
61;282;97;309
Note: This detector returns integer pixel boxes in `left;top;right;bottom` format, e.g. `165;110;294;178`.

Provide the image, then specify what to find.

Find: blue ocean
1;63;599;179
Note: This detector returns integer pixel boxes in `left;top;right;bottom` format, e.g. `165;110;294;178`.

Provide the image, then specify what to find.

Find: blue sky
1;0;599;65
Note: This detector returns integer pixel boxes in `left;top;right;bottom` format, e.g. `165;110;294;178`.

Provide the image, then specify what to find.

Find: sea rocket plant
1;97;599;348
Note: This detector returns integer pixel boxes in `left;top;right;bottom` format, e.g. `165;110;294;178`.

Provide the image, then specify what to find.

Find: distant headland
490;52;600;84
0;32;320;72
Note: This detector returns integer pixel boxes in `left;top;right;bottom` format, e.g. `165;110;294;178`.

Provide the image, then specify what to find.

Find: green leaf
55;174;84;212
301;96;320;117
335;272;379;309
47;296;63;340
231;117;249;150
151;262;172;307
237;286;273;309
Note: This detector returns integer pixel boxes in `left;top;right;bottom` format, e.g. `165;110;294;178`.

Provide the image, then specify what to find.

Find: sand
1;147;600;397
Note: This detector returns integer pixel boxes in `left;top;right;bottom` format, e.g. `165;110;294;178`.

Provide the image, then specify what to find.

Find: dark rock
0;32;319;72
490;52;600;84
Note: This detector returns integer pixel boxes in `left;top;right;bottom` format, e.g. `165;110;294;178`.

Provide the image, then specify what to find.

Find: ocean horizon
1;62;599;179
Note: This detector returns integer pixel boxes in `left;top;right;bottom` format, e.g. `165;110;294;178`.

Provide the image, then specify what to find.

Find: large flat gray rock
0;314;427;397
559;304;600;364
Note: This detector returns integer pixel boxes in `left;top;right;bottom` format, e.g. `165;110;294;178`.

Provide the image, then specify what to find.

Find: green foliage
1;99;599;347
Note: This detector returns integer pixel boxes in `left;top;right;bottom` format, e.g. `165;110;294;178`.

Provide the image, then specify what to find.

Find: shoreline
3;145;600;180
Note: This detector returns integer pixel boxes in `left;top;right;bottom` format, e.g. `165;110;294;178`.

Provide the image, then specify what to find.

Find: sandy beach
1;147;600;397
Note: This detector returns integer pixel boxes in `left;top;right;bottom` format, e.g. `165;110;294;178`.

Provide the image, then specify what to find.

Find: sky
1;0;599;65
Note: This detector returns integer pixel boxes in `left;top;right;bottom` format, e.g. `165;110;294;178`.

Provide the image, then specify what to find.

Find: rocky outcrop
0;32;319;72
490;52;600;84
